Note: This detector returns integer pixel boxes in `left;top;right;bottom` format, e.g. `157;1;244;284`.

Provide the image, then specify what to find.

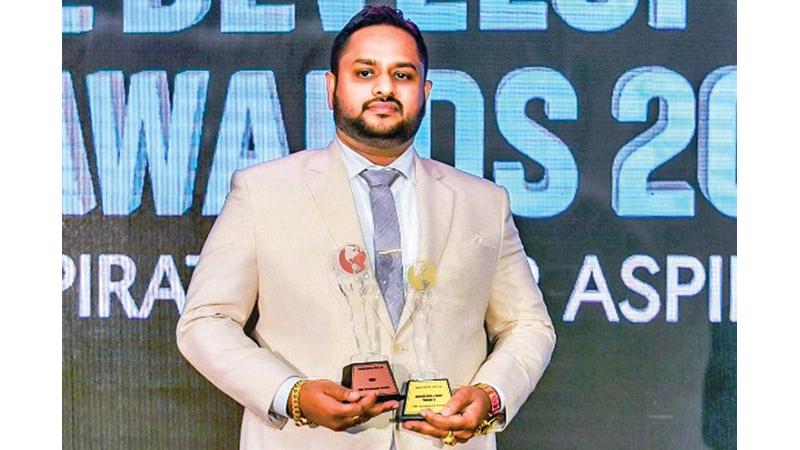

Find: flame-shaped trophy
333;244;402;401
398;260;452;421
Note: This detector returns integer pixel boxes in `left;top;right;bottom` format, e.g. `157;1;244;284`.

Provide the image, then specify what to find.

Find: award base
341;360;403;402
397;378;452;421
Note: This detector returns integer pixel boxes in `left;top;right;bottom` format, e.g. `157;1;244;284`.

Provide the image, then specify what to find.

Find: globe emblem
338;244;368;275
408;260;437;291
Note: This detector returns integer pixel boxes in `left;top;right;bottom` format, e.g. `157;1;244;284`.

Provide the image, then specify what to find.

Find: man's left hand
402;385;490;444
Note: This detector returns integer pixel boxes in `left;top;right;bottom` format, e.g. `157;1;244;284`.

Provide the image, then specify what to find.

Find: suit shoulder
425;158;505;197
238;149;321;178
233;149;329;192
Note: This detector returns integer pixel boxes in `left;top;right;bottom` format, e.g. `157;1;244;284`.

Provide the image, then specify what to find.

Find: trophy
398;260;452;421
333;244;402;402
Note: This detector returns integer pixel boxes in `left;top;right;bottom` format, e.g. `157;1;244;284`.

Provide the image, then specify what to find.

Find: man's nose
371;72;394;98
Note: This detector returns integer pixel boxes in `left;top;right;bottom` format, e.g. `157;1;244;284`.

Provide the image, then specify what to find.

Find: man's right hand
291;380;399;431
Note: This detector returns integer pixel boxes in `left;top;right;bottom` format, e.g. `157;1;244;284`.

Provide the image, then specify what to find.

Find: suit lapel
395;155;455;334
304;143;396;337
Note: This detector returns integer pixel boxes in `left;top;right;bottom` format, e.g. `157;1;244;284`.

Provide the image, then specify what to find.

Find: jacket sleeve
470;187;556;429
176;170;297;428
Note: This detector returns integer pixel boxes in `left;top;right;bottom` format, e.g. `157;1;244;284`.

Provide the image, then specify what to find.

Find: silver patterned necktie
359;168;404;329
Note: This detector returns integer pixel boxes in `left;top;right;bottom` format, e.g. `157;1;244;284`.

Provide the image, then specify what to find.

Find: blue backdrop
62;1;736;448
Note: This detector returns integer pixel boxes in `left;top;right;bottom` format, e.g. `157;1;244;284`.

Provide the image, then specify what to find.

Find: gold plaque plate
398;379;452;421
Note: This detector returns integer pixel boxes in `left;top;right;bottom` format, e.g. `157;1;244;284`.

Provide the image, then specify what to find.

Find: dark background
63;1;736;448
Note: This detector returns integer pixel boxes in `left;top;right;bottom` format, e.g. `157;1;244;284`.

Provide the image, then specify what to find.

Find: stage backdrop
62;1;736;448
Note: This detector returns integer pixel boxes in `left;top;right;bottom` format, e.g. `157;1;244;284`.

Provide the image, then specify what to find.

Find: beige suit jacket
176;142;556;450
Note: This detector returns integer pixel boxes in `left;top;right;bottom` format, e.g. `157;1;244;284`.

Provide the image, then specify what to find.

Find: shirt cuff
271;375;301;418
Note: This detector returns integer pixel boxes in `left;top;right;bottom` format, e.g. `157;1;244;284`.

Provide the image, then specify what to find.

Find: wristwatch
473;383;503;435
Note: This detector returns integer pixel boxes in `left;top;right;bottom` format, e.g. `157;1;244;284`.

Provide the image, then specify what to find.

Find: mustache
362;96;403;112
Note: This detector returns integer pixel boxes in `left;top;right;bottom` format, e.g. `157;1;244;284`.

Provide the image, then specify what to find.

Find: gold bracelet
474;417;498;435
290;380;311;427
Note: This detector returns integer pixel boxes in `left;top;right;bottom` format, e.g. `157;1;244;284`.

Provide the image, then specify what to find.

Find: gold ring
351;415;361;423
443;431;457;446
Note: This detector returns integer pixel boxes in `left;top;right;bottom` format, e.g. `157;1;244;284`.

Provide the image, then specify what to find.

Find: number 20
611;66;736;218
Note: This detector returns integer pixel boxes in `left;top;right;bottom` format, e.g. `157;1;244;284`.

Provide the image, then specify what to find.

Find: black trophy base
341;360;403;402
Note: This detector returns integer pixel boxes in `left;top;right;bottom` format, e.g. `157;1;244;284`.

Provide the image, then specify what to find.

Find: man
177;6;555;449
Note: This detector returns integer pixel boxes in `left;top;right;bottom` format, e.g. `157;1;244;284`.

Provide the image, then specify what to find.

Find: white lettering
619;254;660;323
138;255;187;318
708;255;723;323
62;255;76;291
665;255;706;322
563;255;619;322
79;254;92;318
98;254;140;319
729;255;737;322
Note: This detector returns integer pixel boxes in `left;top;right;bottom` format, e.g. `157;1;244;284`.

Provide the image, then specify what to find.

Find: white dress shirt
336;137;420;279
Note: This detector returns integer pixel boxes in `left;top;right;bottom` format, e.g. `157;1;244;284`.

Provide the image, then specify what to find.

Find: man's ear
424;79;432;103
325;71;336;110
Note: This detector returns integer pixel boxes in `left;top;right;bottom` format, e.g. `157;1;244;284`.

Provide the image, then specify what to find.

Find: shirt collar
335;136;417;185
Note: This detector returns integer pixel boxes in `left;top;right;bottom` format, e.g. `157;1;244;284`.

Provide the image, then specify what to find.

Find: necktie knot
360;168;401;189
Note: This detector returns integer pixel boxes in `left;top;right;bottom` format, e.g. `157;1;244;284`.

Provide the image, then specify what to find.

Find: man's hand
402;385;491;444
293;380;399;431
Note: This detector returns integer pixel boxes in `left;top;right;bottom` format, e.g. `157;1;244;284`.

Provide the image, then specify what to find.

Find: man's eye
357;70;372;78
395;72;411;80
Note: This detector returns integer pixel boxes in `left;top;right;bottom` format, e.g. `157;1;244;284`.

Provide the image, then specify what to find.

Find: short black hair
330;6;428;78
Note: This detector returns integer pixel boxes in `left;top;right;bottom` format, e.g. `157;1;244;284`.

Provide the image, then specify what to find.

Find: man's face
327;25;432;149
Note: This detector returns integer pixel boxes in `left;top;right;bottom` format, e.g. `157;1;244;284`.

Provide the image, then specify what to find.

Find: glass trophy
333;244;402;401
398;260;452;421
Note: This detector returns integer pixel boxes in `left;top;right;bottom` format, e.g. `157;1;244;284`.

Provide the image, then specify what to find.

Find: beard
333;92;426;149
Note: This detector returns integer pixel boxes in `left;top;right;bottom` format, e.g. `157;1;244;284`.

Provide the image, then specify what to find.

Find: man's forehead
340;25;422;67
